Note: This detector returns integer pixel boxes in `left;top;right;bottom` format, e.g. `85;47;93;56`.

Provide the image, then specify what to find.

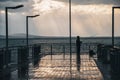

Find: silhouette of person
76;36;82;71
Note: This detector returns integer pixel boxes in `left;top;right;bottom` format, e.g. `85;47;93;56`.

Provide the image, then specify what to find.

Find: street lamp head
12;5;24;9
113;6;120;9
28;15;40;18
14;5;24;8
34;15;40;17
7;4;24;9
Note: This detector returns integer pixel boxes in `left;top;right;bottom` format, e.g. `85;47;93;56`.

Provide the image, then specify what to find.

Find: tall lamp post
69;0;72;73
4;5;23;80
112;6;120;47
5;5;24;55
25;15;39;80
26;15;39;48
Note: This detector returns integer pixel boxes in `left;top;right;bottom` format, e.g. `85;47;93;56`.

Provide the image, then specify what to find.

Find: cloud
0;13;5;34
0;11;39;35
34;8;69;36
38;13;113;37
32;0;66;14
0;0;38;35
1;0;120;37
33;0;120;15
53;0;120;5
0;0;33;13
31;0;120;37
0;0;29;2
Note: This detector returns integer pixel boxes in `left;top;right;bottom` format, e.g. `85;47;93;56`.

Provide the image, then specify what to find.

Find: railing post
32;45;41;67
88;44;91;60
102;45;112;64
97;44;103;61
110;48;120;80
18;46;28;79
63;45;65;60
85;43;86;51
89;44;91;51
51;45;52;60
5;50;11;67
39;45;41;54
0;49;4;79
3;49;11;80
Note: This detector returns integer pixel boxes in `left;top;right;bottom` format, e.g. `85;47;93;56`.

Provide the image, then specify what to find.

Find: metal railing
0;42;98;80
97;44;120;80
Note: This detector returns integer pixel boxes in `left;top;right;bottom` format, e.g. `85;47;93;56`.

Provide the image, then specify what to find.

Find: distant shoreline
0;36;120;40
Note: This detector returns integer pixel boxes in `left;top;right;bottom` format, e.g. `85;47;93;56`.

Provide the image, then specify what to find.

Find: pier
1;43;119;80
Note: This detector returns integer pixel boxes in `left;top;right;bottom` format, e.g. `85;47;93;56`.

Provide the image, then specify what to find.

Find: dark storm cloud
53;0;120;5
0;0;33;12
0;0;29;2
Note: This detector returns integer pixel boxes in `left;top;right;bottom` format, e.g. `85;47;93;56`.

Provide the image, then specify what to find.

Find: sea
0;37;120;48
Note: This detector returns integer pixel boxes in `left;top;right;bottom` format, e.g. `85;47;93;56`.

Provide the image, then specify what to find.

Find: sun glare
31;0;120;36
0;10;5;14
32;0;119;15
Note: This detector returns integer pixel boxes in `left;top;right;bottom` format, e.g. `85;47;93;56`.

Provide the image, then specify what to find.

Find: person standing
76;36;82;71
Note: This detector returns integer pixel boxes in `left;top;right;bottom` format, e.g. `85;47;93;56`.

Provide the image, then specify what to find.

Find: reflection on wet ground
5;53;103;80
28;54;103;80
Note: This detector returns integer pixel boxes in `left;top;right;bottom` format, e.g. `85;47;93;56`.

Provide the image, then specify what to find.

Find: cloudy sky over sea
0;0;120;37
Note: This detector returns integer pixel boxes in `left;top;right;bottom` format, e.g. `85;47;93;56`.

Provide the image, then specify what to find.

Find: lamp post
25;15;39;80
26;15;39;48
69;0;72;73
112;6;120;47
4;5;23;80
5;5;24;52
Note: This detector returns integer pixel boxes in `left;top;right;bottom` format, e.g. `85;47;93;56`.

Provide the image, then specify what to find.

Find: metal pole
26;16;29;80
26;15;39;48
112;7;114;47
69;0;72;73
5;7;8;53
26;17;28;48
5;5;24;53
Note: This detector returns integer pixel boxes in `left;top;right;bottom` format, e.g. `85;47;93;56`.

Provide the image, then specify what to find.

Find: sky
0;0;120;37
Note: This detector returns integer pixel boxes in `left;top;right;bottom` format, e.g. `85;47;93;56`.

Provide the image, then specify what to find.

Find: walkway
29;53;103;80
